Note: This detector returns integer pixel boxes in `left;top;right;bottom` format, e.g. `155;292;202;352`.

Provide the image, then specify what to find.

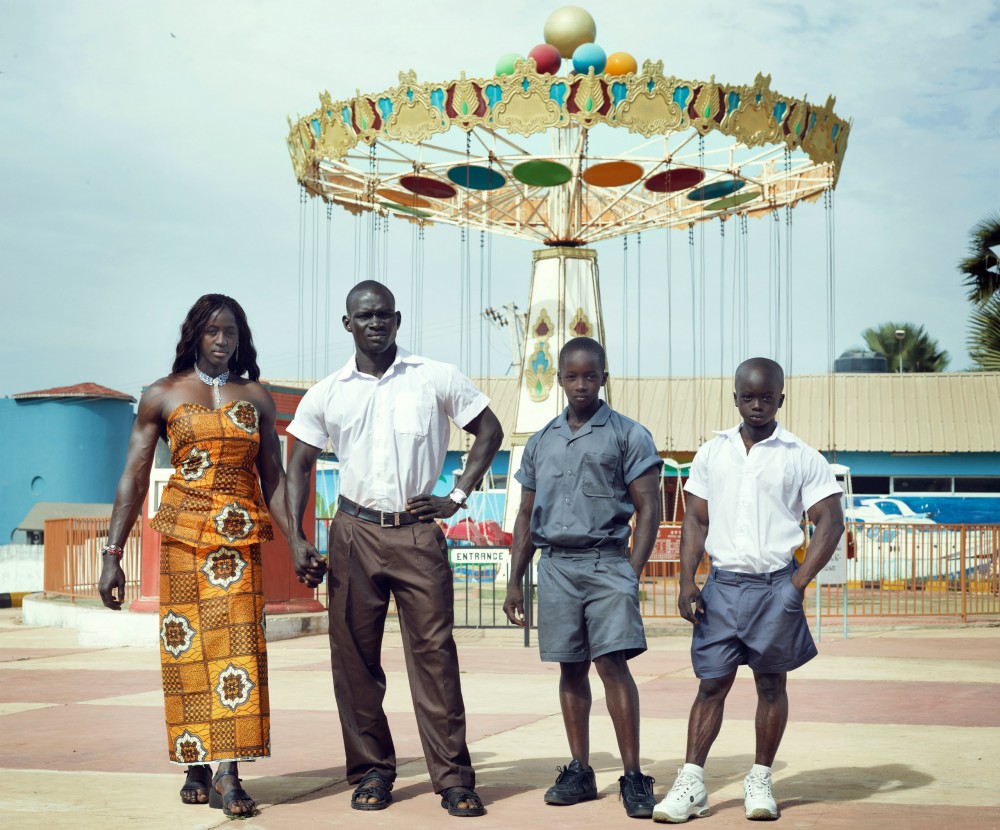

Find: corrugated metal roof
451;373;1000;454
12;383;135;402
17;502;113;531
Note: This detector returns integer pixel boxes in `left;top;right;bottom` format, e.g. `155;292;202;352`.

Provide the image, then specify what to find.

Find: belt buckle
380;511;399;528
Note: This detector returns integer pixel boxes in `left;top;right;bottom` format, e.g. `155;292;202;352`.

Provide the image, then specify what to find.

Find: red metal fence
40;517;999;624
43;517;142;603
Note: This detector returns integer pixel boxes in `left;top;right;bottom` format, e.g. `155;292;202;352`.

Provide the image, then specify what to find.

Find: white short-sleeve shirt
287;347;489;512
684;423;842;573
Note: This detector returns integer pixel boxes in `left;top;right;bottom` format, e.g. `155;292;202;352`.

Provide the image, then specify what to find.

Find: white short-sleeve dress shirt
287;347;489;512
684;423;842;573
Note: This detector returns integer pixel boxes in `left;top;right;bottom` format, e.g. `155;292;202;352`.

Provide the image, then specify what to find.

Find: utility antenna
483;302;527;374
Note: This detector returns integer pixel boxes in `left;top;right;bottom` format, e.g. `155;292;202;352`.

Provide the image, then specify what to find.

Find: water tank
834;350;889;373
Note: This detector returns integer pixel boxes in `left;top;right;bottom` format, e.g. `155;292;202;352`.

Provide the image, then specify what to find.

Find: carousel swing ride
287;5;851;531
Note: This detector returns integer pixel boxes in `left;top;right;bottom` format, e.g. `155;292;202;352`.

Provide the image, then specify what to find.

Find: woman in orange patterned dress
99;294;290;817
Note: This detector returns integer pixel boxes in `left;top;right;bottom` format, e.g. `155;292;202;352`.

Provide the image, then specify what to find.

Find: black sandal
179;764;211;805
209;767;256;817
440;786;486;817
351;770;393;811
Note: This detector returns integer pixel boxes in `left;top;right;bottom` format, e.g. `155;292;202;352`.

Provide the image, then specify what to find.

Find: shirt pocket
392;391;433;436
581;452;617;498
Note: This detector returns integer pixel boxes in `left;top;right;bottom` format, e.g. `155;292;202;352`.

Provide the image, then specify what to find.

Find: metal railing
637;521;1000;622
453;522;999;625
41;517;997;624
813;522;1000;620
42;517;142;603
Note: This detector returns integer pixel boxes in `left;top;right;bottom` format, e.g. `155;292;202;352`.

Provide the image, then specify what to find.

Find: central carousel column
502;246;608;532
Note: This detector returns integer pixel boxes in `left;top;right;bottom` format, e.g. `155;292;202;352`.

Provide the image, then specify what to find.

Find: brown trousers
328;511;474;792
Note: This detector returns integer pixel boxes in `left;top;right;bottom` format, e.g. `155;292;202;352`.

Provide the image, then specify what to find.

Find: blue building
0;384;135;542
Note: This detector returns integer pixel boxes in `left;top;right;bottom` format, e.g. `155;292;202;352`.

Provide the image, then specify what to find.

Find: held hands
406;494;461;521
98;556;127;611
290;538;327;589
503;585;526;627
677;581;704;625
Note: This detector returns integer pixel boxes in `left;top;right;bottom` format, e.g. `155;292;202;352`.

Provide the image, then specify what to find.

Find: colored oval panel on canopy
582;161;644;187
704;190;761;212
645;168;705;193
687;179;745;201
447;165;506;190
400;175;458;199
376;188;432;209
513;160;573;187
379;201;432;218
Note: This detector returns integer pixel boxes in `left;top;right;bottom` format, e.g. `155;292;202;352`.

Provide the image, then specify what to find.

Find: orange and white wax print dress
149;400;273;764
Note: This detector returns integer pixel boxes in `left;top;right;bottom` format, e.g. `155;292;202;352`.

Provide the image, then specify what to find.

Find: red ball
528;43;562;75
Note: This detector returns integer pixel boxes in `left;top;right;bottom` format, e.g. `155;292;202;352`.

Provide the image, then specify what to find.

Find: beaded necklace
194;364;230;408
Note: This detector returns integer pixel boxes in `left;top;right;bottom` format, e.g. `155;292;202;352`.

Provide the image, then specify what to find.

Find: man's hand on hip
406;494;461;521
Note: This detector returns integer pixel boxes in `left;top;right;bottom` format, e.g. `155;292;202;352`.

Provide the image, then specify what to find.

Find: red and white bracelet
101;545;125;557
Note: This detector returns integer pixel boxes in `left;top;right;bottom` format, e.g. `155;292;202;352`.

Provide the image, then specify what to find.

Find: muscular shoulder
405;354;466;385
607;409;654;441
524;416;562;455
232;379;276;419
137;375;181;422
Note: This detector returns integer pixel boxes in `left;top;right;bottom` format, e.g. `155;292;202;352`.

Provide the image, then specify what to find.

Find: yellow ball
605;51;638;76
544;6;597;60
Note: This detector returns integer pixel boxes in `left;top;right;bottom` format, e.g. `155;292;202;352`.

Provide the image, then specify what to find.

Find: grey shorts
691;560;817;679
537;548;647;663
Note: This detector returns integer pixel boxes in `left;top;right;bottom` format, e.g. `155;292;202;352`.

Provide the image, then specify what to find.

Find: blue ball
572;42;607;75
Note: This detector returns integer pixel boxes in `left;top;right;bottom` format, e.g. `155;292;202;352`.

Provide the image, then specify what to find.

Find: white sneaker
652;769;711;823
743;770;778;820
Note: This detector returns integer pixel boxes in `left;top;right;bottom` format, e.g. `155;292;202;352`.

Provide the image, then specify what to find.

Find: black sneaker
544;759;598;805
619;771;656;818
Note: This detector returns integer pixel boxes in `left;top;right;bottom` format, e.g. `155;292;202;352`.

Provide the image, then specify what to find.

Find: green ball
495;53;524;76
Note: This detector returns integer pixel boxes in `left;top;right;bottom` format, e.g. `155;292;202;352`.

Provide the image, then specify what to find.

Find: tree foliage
958;211;1000;304
861;322;949;373
960;212;1000;370
968;294;1000;371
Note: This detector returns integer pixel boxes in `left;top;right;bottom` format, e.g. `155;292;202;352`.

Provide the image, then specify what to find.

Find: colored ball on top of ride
604;51;638;76
544;5;597;60
528;42;562;75
495;53;525;76
572;42;606;75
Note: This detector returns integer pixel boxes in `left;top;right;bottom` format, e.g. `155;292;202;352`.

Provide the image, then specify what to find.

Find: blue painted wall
822;452;999;476
0;398;135;541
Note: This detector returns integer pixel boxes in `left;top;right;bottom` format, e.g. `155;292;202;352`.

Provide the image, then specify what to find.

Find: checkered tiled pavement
0;607;997;829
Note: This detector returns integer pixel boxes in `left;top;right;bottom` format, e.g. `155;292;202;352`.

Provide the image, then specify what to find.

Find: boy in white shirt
654;358;843;823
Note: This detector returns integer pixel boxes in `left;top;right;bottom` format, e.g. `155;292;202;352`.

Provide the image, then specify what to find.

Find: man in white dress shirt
653;358;844;824
285;280;502;818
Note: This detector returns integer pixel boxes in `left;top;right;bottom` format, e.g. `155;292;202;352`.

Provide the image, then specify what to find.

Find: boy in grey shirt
504;337;663;818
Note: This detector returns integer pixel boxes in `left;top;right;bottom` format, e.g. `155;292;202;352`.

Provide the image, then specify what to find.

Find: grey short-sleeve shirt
515;401;663;549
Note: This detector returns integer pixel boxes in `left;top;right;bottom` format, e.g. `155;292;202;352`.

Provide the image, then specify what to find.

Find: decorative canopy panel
288;60;850;245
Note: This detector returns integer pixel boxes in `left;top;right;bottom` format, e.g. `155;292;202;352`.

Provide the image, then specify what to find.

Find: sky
1;0;998;400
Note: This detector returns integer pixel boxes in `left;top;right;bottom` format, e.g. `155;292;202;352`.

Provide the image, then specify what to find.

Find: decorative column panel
502;246;608;532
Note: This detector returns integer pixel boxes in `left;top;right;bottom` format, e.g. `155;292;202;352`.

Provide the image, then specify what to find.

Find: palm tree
968;294;1000;371
861;322;950;373
959;211;1000;304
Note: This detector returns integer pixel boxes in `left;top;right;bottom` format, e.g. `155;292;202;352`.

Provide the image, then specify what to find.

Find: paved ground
0;607;997;829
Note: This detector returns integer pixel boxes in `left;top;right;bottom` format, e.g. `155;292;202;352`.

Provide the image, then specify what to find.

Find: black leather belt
337;495;420;527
